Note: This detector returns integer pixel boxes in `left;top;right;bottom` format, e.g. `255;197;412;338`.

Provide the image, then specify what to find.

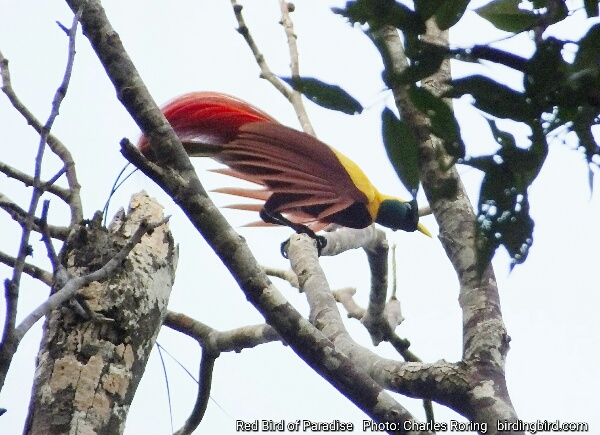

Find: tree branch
0;250;53;286
0;13;80;391
0;30;82;226
370;22;519;431
277;0;315;135
231;0;315;135
0;192;70;240
230;1;293;100
0;160;71;203
174;349;217;435
63;1;436;430
164;311;282;353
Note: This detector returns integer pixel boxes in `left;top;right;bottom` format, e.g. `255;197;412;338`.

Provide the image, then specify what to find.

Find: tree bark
23;192;177;435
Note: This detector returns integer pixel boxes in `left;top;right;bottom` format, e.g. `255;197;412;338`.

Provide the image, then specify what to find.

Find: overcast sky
1;1;598;434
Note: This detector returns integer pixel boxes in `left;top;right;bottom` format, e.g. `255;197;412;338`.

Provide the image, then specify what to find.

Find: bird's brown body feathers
138;92;428;236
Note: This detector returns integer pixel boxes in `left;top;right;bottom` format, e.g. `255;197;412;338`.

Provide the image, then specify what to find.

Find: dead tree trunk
23;192;177;435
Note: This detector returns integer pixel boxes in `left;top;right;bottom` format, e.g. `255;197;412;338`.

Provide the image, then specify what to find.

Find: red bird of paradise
138;92;430;252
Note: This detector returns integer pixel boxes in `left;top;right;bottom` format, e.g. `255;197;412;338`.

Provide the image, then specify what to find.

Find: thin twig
230;0;315;135
0;33;82;226
0;250;53;286
277;0;315;135
39;200;69;285
262;265;299;289
230;0;292;98
0;192;70;240
0;160;71;202
174;350;217;435
164;311;282;353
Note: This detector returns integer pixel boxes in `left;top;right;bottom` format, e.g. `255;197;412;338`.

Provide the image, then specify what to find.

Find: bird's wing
215;122;374;228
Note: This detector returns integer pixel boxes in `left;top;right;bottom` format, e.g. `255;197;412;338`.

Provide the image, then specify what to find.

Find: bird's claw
280;234;327;259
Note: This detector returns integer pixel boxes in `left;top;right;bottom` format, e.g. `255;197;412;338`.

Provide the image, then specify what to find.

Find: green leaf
445;75;533;121
381;108;420;192
572;111;600;164
434;0;471;30
486;118;517;149
399;40;447;84
475;0;539;33
468;153;536;270
524;38;566;111
381;1;426;34
572;23;600;71
584;0;600;17
531;0;546;8
280;77;363;115
332;0;372;23
410;86;465;158
464;123;548;269
332;0;426;34
414;0;445;20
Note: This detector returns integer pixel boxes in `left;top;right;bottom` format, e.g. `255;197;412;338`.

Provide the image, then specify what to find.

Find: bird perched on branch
138;92;430;253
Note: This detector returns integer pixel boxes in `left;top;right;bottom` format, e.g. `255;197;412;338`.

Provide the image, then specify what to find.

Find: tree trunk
23;192;177;435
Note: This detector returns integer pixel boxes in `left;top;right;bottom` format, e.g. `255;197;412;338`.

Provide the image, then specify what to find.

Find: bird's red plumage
138;92;276;156
137;92;372;230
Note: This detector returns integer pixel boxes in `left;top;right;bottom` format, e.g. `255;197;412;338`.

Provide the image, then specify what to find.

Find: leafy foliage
332;0;426;34
444;24;599;266
280;76;363;115
432;0;471;30
462;120;545;268
333;0;599;267
475;0;539;33
584;0;600;17
409;86;465;159
381;108;420;193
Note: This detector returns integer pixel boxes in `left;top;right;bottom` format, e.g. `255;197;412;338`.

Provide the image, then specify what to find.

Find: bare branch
165;312;283;434
0;45;82;227
39;200;69;285
0;25;81;382
0;192;70;240
332;287;364;318
230;1;293;99
286;234;433;432
0;160;71;202
320;225;387;256
277;0;315;135
230;0;315;135
165;311;284;434
262;265;299;289
174;350;217;435
0;250;53;286
362;234;389;345
2;14;79;352
164;311;282;353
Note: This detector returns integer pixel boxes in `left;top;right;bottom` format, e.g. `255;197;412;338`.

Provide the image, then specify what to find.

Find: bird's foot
280;234;327;259
260;208;326;258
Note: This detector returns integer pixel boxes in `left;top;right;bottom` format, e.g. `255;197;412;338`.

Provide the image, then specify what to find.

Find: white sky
0;1;598;434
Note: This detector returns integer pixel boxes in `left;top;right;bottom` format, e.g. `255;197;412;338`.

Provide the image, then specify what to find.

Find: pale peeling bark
23;192;177;435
